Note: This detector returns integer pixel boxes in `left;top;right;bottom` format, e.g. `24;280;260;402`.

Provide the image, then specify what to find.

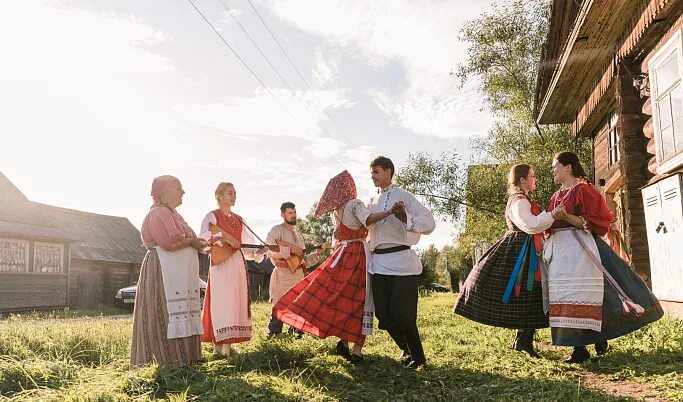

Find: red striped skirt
273;241;367;345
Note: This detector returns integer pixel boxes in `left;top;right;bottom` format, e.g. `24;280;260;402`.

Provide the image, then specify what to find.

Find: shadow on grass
138;340;643;402
582;346;683;377
125;359;298;401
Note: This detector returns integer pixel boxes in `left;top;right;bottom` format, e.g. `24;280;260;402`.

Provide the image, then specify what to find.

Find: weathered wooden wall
0;274;68;312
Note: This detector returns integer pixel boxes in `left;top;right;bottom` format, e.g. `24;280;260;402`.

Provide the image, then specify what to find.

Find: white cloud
313;48;337;87
0;1;172;79
217;7;244;26
267;0;495;139
0;1;181;226
178;87;354;162
179;88;351;138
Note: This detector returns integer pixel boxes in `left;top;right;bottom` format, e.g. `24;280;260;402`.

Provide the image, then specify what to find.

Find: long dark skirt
130;250;203;369
454;230;549;329
551;236;664;346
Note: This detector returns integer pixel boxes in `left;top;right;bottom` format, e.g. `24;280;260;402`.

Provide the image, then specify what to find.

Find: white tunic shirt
366;186;436;276
508;198;554;234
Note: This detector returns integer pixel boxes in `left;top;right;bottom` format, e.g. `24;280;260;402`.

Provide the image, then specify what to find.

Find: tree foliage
296;203;334;265
397;0;592;268
417;244;440;288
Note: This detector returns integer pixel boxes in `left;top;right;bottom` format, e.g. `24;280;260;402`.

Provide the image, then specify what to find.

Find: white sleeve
199;212;216;240
509;198;554;234
265;226;290;259
240;219;264;262
401;192;436;235
350;199;372;228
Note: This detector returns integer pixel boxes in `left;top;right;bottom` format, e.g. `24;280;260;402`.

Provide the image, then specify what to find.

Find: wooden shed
0;171;145;312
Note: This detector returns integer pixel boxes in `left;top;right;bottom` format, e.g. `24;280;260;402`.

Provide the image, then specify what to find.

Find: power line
186;0;345;166
243;0;354;145
216;0;351;148
218;0;296;94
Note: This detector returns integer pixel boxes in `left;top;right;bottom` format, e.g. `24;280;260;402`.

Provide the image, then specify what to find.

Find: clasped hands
390;201;407;223
551;205;568;221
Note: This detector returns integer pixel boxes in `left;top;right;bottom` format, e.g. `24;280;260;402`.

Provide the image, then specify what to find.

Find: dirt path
580;372;663;402
536;342;663;401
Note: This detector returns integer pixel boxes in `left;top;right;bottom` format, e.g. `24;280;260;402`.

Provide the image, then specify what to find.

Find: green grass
0;307;132;321
0;293;681;401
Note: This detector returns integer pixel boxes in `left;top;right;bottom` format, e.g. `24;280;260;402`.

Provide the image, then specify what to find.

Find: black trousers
371;273;425;363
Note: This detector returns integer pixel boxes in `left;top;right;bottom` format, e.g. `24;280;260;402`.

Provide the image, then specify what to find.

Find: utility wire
244;0;354;145
217;0;351;147
186;0;345;166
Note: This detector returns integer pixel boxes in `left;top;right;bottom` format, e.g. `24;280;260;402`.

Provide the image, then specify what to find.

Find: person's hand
552;205;567;220
225;236;241;249
391;201;407;223
255;245;269;255
190;238;208;252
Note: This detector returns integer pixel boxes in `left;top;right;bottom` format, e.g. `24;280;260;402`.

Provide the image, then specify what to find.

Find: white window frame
0;238;29;273
608;114;620;167
33;242;65;274
649;29;683;174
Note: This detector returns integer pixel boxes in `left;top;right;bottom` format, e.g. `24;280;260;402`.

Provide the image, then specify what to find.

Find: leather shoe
406;358;426;370
399;350;413;366
335;341;352;361
349;354;364;365
519;344;542;359
564;346;590;364
595;341;609;356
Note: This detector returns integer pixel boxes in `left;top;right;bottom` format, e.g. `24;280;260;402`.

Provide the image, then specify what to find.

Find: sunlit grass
1;294;681;401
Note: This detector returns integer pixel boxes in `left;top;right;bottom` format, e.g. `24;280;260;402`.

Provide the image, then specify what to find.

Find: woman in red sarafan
273;170;395;364
544;152;663;363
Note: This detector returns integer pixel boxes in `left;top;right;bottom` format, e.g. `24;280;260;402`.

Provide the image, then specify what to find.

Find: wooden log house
0;171;145;312
535;0;683;315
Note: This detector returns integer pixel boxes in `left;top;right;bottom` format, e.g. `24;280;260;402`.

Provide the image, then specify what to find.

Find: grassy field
1;293;682;401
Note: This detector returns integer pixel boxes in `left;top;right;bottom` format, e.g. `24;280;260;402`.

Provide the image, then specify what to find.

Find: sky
0;0;495;249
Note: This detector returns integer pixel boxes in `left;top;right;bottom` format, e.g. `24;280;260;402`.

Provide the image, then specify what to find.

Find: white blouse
199;211;264;263
508;198;554;234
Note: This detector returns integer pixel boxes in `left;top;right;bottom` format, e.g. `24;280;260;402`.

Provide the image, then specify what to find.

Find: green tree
397;0;591;267
417;244;440;289
296;203;334;267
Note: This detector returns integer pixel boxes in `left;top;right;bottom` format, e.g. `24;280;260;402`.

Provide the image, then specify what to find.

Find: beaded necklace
553;182;578;210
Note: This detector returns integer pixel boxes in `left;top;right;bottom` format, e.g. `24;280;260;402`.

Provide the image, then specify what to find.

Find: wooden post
616;59;652;281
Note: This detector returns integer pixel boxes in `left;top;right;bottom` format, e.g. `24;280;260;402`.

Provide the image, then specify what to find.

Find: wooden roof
536;0;644;125
0;171;145;264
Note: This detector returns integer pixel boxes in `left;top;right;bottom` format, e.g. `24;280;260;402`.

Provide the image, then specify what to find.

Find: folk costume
265;223;320;336
199;210;263;346
543;183;663;350
130;177;203;369
454;193;553;355
273;171;374;350
367;184;436;367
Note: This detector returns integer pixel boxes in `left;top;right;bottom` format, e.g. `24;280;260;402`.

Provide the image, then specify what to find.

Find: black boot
398;350;413;366
513;330;541;358
334;340;352;361
595;340;609;356
564;346;590;364
511;330;523;350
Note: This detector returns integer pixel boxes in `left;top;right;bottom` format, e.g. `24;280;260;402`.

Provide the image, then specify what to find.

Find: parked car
427;283;451;293
115;279;207;309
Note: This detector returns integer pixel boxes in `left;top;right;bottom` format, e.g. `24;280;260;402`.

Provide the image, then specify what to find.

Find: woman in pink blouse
130;175;207;369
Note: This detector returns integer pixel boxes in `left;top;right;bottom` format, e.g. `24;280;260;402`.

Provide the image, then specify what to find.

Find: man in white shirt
367;156;436;369
265;202;320;338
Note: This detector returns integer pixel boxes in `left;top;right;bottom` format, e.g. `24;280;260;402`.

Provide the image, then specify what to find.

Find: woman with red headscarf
130;175;207;369
273;170;394;363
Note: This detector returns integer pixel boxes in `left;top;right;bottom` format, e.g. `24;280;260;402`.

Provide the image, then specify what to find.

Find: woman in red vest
200;182;265;357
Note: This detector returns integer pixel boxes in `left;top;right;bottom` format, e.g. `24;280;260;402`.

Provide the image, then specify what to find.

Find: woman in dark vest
454;164;561;357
